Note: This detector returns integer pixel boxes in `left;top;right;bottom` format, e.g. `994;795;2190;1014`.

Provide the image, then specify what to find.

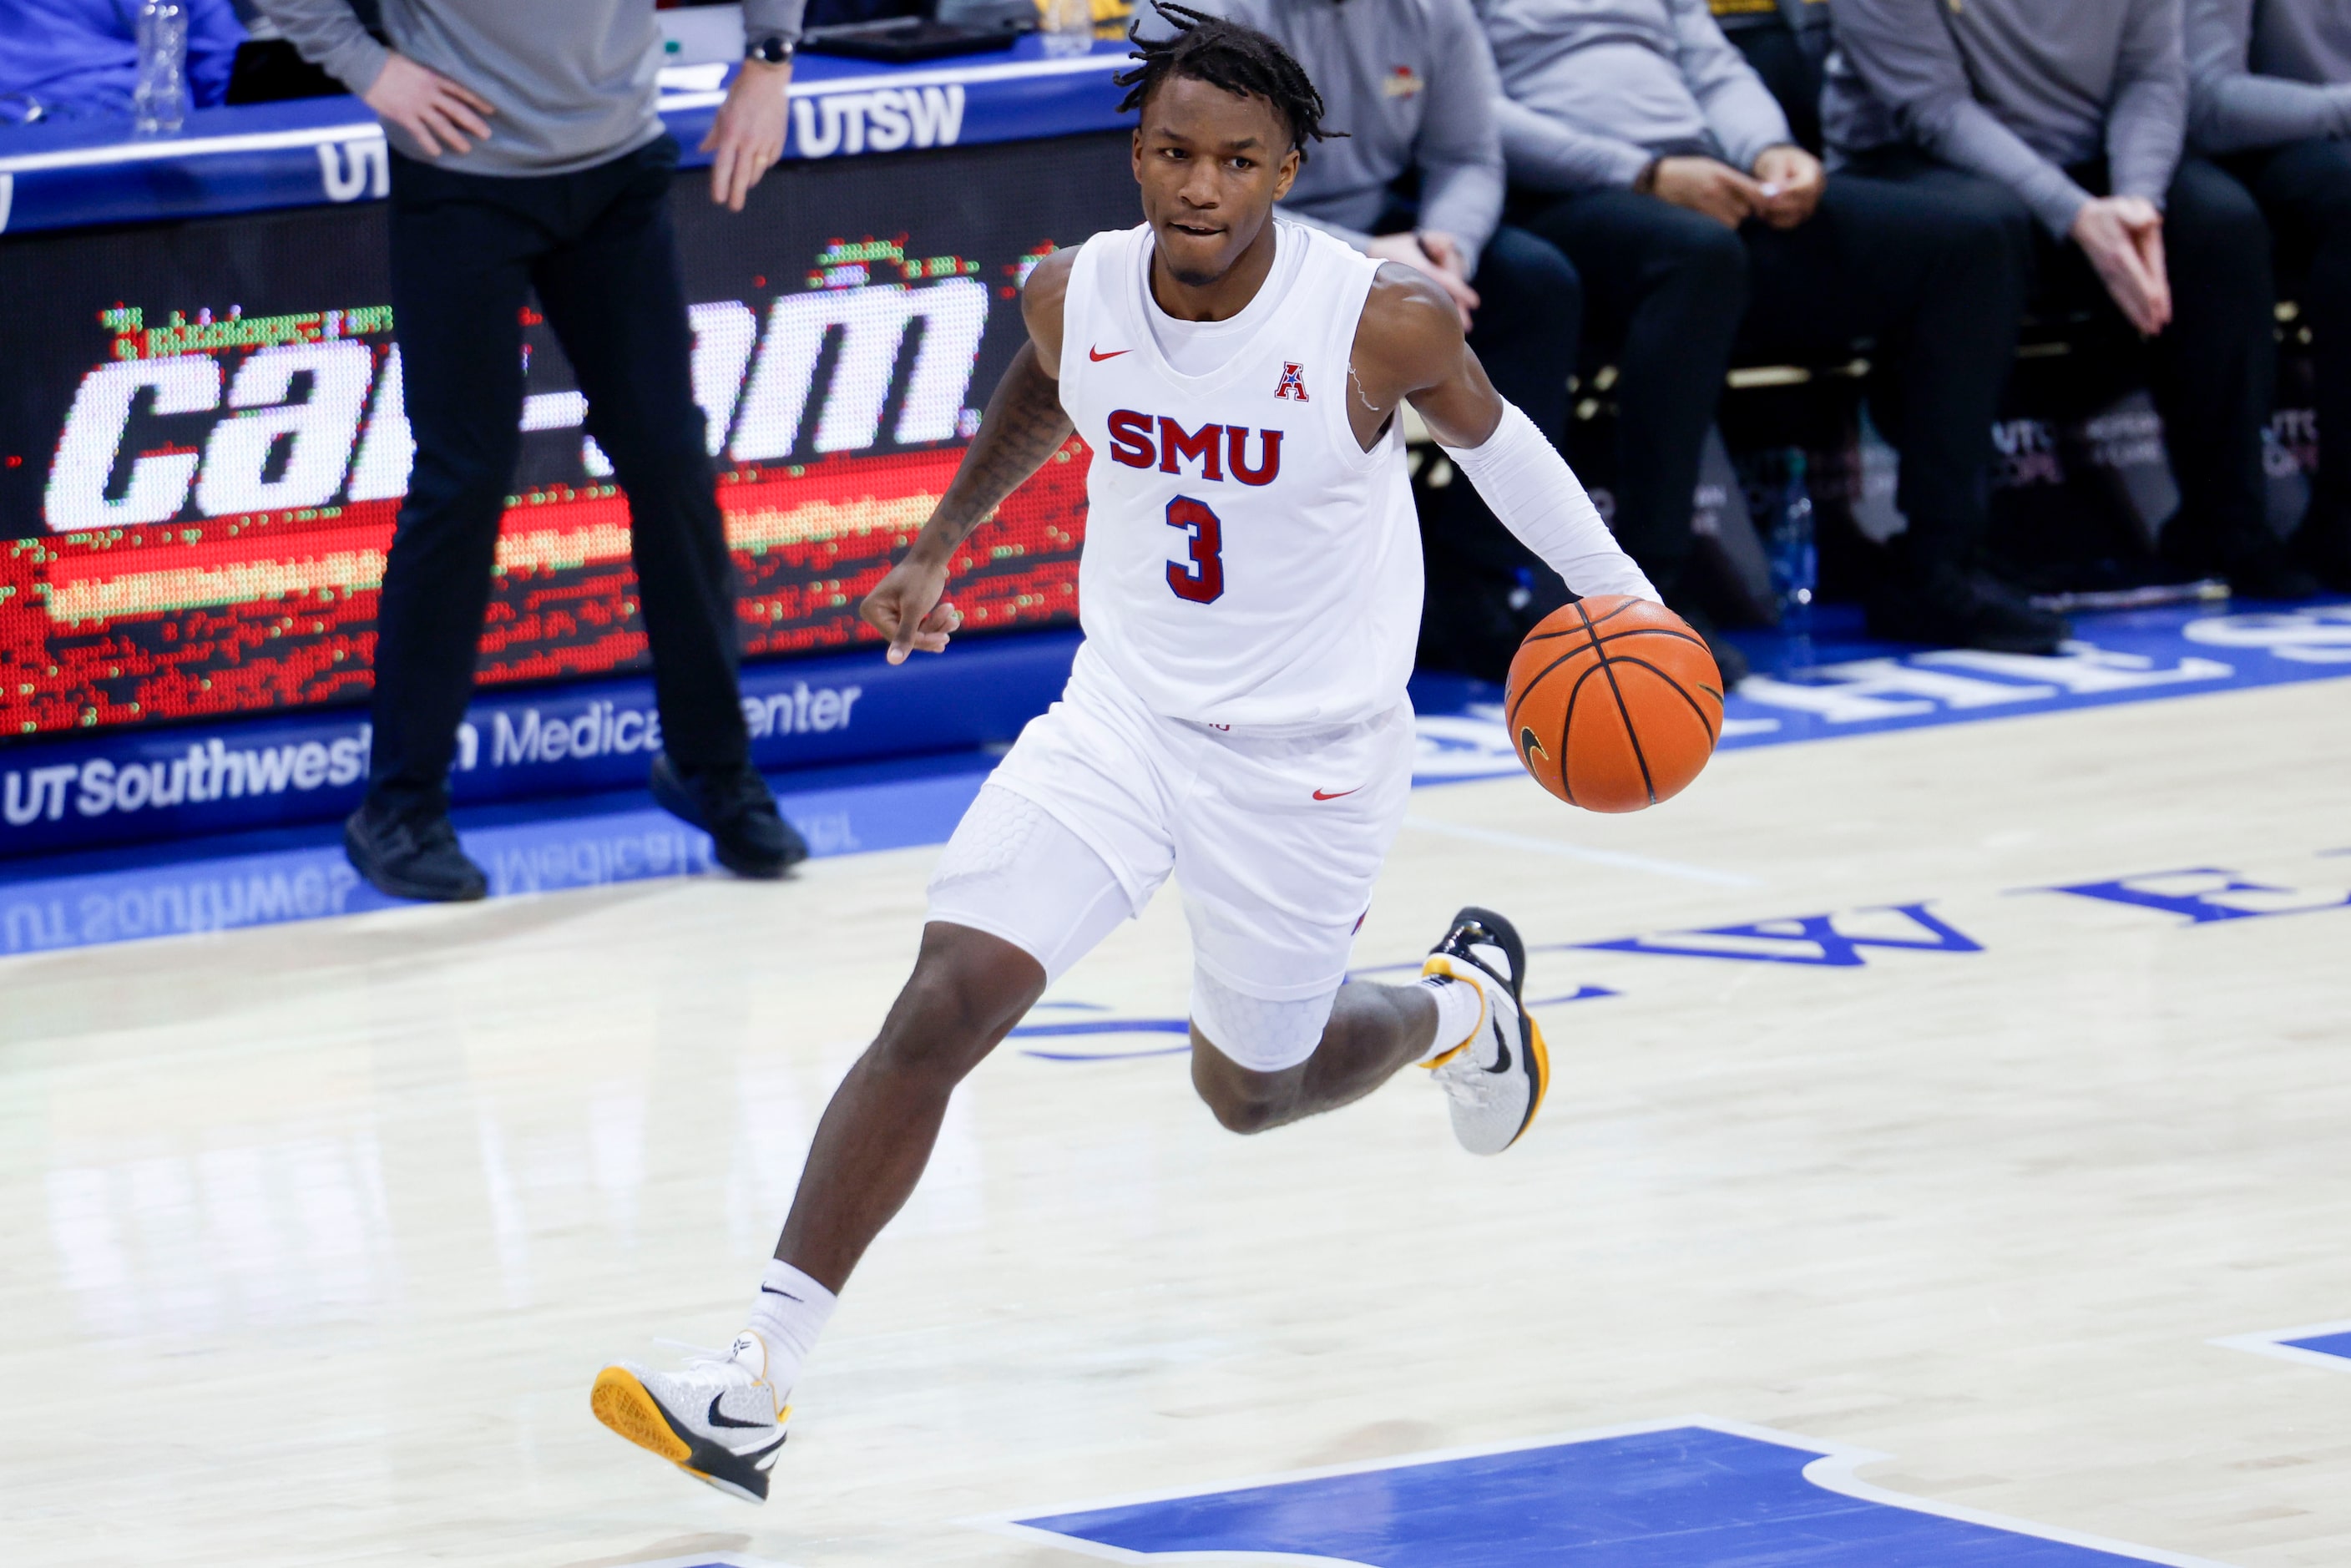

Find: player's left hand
861;554;965;664
1750;145;1823;229
704;58;792;212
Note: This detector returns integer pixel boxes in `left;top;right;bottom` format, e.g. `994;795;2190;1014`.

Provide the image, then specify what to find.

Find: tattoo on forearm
921;344;1072;553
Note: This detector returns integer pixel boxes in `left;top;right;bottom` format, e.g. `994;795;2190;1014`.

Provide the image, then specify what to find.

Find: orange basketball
1503;595;1723;812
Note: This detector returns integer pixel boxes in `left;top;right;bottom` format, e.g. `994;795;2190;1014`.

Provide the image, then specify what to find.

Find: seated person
1176;0;1587;676
2189;0;2351;587
1826;0;2320;599
1488;0;2062;660
0;0;243;124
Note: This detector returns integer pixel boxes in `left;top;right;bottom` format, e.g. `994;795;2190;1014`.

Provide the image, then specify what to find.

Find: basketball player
589;5;1657;1502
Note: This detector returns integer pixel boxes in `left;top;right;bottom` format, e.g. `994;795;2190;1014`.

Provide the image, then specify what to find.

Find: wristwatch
745;34;796;63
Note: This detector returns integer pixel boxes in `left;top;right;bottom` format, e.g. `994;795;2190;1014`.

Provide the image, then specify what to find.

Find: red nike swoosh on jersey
1312;787;1360;801
1088;346;1130;361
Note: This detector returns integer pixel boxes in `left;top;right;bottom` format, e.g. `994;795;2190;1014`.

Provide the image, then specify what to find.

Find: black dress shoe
650;755;808;878
1867;569;2069;655
2222;551;2324;600
1666;599;1750;685
343;800;488;902
2290;512;2351;592
2162;518;2322;599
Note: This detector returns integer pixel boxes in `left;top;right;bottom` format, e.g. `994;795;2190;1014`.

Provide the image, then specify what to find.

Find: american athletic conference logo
1274;362;1308;402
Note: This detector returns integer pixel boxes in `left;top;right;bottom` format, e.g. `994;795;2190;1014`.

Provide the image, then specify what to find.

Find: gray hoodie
1192;0;1506;273
2187;0;2351;153
1823;0;2187;237
254;0;808;176
1479;0;1794;193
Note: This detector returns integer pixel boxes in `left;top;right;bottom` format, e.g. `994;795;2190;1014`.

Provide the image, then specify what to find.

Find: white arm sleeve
1438;402;1660;603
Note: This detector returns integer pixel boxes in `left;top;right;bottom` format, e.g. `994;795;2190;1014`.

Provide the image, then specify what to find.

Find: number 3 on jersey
1165;496;1224;604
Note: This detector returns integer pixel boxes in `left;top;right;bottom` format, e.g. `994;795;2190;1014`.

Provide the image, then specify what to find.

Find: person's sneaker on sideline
2161;516;2323;600
1867;568;2069;655
343;797;488;903
650;755;808;879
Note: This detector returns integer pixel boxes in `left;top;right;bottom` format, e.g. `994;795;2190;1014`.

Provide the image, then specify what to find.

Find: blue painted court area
2;599;2346;958
1009;1424;2198;1565
2284;1331;2351;1361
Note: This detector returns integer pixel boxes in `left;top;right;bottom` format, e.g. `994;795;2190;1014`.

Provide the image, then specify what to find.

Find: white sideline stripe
1400;814;1757;888
741;53;1120;97
0;55;1122;175
965;1413;2234;1568
0;121;385;174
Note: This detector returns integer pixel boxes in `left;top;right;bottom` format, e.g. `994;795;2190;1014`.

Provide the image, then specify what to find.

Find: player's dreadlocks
1114;3;1342;158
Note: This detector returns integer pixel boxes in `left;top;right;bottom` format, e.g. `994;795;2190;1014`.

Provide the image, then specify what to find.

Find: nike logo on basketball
1312;787;1358;801
1089;346;1130;361
706;1393;771;1430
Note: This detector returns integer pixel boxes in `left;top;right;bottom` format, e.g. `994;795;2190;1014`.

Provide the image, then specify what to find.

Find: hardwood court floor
3;678;2348;1566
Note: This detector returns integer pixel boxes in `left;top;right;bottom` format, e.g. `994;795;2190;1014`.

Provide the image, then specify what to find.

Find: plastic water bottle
1039;0;1095;58
1767;448;1816;667
134;0;189;136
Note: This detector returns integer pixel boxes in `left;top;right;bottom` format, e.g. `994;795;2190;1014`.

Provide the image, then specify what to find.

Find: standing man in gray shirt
2188;0;2351;587
1826;0;2322;599
255;0;813;899
1176;0;1588;678
1487;0;2061;660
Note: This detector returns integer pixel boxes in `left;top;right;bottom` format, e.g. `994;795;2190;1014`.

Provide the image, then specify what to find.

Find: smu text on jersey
1104;413;1284;484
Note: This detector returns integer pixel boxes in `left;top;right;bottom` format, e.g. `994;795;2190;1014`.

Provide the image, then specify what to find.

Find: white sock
745;1259;837;1394
1417;974;1484;1063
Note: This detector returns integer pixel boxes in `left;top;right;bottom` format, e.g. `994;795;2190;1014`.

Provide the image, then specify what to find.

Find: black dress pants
1830;153;2288;576
372;136;750;812
1519;164;2025;601
2224;136;2351;557
1997;156;2279;570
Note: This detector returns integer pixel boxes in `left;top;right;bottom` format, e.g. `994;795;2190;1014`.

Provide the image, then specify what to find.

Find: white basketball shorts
925;645;1415;1071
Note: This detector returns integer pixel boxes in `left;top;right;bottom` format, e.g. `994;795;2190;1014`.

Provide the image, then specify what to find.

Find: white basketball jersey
1056;220;1422;729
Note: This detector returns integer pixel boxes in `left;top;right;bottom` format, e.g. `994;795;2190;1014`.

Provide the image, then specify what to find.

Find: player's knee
867;935;1041;1084
1197;1077;1287;1135
1189;1025;1291;1135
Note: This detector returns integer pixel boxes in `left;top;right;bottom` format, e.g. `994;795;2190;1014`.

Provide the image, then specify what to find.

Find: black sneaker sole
1436;905;1529;1009
342;813;487;903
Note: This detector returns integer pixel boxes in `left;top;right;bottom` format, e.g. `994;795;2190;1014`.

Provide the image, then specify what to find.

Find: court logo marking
2032;867;2351;925
2212;1319;2351;1375
974;1418;2229;1565
1572;901;1983;967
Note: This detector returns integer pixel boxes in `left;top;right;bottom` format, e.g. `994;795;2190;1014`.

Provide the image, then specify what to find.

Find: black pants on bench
371;136;751;816
1517;159;2025;605
1853;150;2300;581
2222;137;2351;567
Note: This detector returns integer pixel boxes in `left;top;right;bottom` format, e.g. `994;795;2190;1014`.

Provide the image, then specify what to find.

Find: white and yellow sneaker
591;1332;790;1503
1420;905;1550;1155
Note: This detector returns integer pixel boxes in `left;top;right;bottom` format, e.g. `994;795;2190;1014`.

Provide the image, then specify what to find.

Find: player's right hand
1648;155;1765;229
2071;195;2172;336
860;555;964;665
1367;232;1479;330
362;53;494;157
